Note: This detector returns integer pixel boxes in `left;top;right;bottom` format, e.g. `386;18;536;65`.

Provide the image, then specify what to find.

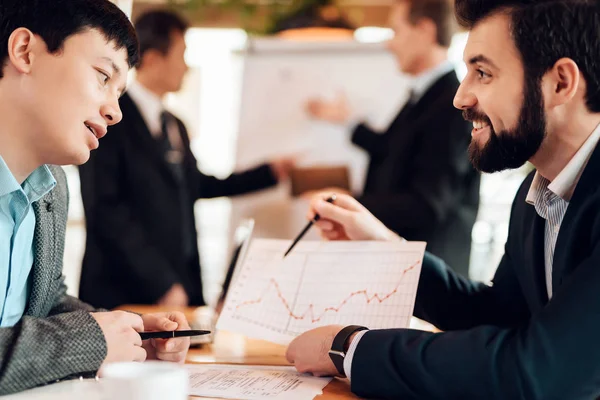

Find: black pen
283;194;337;258
138;329;211;340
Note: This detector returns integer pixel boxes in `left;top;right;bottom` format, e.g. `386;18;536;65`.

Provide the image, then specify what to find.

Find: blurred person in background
79;10;294;310
306;0;479;277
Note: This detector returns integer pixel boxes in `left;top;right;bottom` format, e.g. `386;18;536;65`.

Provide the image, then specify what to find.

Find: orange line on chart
234;261;420;324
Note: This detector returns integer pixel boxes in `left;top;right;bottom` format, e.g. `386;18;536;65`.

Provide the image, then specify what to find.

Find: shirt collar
0;156;56;202
126;79;165;137
0;157;21;198
526;122;600;204
410;60;455;103
22;165;56;202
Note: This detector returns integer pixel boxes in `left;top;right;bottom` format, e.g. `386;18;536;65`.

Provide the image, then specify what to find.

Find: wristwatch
328;325;368;376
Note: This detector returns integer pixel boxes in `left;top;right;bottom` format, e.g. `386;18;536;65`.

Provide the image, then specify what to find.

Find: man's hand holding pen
141;312;192;364
307;193;402;242
92;310;192;372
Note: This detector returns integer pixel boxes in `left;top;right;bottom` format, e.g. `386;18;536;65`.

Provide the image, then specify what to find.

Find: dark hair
0;0;139;79
134;10;189;64
456;0;600;112
402;0;457;47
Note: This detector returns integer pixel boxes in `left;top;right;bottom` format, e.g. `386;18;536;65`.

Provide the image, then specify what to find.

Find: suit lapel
384;71;458;139
375;71;459;190
552;142;600;290
26;193;57;316
409;71;458;120
523;205;550;308
120;94;179;185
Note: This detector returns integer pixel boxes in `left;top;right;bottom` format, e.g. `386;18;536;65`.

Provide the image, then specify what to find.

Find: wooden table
119;305;361;399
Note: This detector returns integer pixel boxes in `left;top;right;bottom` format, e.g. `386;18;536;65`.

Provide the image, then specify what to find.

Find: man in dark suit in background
79;10;293;310
306;0;479;276
287;0;600;398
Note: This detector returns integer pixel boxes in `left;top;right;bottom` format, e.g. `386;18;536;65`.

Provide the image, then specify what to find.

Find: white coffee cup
100;361;188;400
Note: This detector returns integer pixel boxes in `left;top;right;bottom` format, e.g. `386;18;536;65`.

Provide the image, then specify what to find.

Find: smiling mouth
85;123;97;138
472;120;491;130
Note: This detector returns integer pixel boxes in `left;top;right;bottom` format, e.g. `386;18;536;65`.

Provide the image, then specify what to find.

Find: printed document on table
187;364;332;400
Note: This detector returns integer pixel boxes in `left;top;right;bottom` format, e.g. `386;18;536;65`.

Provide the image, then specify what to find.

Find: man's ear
139;49;164;70
543;57;580;108
7;28;38;75
416;17;438;46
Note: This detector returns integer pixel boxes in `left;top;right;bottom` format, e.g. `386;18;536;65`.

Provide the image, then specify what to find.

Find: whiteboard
231;38;410;241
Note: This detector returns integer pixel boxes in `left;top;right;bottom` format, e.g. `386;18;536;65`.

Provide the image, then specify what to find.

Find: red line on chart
233;261;420;324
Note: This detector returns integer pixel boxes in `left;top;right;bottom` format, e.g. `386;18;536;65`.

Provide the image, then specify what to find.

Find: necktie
159;111;195;259
159;111;184;165
407;89;418;105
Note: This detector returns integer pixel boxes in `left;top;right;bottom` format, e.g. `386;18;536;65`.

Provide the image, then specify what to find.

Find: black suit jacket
78;93;277;309
352;71;480;276
351;141;600;399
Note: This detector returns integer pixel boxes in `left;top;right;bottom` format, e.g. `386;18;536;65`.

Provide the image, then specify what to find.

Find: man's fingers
153;338;189;353
155;350;187;363
166;312;190;330
142;314;176;331
314;220;334;231
305;99;322;116
143;312;190;331
285;344;296;363
313;200;355;226
115;311;145;332
132;346;147;362
295;364;313;375
320;230;341;241
162;319;178;331
128;328;143;347
327;193;363;212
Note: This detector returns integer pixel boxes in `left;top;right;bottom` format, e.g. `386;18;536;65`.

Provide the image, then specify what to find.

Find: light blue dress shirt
0;157;56;327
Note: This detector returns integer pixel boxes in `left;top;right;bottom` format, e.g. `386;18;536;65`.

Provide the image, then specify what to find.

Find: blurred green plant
165;0;348;35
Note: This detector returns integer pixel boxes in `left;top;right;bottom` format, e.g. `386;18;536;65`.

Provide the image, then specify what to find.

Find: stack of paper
187;364;332;400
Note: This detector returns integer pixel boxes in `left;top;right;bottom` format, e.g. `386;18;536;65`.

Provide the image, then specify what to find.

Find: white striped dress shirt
526;174;569;299
526;123;600;299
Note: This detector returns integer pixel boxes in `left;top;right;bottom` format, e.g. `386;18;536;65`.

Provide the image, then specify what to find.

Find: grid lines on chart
227;246;423;336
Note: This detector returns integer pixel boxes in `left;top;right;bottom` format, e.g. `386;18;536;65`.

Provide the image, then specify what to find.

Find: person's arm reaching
351;123;393;161
187;162;278;199
177;123;285;199
305;94;389;161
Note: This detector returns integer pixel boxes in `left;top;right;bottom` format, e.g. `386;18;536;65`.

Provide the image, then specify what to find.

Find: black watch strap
328;325;368;376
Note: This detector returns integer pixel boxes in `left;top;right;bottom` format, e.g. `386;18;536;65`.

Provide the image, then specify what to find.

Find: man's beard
464;78;547;173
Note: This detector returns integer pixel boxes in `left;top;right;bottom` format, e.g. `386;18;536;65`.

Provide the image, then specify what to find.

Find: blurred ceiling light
354;27;393;43
276;27;354;41
184;28;248;68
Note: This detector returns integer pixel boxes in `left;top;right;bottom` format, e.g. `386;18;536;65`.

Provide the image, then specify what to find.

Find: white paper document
217;239;426;344
187;364;331;400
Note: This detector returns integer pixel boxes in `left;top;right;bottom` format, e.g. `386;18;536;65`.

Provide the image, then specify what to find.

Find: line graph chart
217;239;426;344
